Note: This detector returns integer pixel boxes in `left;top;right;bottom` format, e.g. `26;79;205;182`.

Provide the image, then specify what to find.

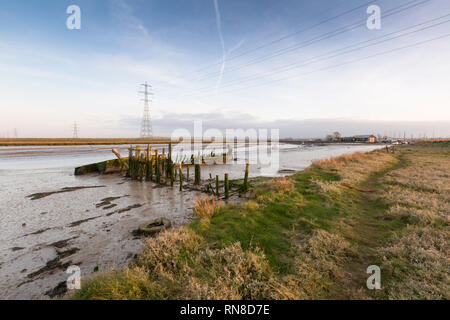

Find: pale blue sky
0;0;449;138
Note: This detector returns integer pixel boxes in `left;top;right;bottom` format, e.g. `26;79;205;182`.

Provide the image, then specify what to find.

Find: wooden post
167;142;172;178
155;152;160;183
170;164;174;187
136;146;141;180
169;159;174;184
127;146;132;177
224;173;229;199
194;164;201;185
215;175;219;196
243;163;250;192
149;155;153;181
179;164;183;191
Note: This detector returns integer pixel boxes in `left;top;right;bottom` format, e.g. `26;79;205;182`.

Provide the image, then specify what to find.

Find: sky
0;0;449;138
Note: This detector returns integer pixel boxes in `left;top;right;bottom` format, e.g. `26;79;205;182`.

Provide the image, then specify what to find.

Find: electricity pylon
73;122;79;139
139;82;153;138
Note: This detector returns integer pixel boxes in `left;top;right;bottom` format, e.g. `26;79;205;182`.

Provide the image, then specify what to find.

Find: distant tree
326;134;333;142
333;132;342;141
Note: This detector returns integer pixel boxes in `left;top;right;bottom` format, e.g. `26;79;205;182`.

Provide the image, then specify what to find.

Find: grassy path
327;155;406;299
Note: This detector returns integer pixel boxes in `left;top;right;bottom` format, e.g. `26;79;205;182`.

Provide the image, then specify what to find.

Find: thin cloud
112;0;149;37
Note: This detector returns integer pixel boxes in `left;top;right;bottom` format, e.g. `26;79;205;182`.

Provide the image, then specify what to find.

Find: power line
207;32;450;96
190;0;379;76
195;13;450;92
196;0;430;82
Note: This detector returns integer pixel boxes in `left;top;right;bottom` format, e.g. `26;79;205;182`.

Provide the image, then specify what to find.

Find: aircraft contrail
213;0;226;93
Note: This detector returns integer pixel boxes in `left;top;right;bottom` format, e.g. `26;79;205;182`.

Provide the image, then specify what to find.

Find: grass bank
70;142;449;300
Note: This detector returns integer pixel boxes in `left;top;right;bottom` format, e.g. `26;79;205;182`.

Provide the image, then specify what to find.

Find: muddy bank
0;171;204;300
27;186;106;200
0;143;386;299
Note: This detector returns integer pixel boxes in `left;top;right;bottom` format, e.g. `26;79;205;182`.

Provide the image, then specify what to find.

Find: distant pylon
139;81;153;138
73;122;79;139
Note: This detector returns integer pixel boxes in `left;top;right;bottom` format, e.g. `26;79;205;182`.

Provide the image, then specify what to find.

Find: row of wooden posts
127;143;250;199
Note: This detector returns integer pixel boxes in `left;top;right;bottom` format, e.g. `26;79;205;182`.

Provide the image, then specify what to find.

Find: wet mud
27;186;106;200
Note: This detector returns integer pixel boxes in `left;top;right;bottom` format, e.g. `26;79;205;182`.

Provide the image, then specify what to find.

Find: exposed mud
106;204;144;216
68;217;101;227
95;195;129;208
27;186;106;200
49;237;77;249
45;281;67;298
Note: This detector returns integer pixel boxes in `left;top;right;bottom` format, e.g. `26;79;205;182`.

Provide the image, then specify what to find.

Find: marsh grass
373;146;450;299
194;196;223;220
71;142;450;300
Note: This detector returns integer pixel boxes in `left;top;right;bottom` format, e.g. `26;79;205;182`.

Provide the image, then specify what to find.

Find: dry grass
241;200;260;211
312;179;344;196
274;230;355;299
381;205;442;226
194;196;223;220
313;151;397;184
375;146;450;299
72;227;276;300
250;177;298;205
274;177;295;193
378;227;450;299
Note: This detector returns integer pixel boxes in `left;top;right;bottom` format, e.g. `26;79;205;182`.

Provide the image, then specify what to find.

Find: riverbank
70;141;449;300
1;143;387;299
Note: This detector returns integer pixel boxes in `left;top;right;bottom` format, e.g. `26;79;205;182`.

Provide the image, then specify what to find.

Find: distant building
342;135;377;143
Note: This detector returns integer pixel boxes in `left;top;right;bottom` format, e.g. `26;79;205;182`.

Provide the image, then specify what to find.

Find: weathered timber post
136;146;141;180
155;151;160;183
154;150;159;176
170;163;174;187
224;173;229;199
215;175;219;196
149;155;153;181
179;164;183;191
127;146;133;177
243;163;250;192
168;142;172;178
194;164;201;185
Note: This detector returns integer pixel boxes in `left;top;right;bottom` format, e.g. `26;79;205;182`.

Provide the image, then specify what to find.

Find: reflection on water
0;143;384;299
